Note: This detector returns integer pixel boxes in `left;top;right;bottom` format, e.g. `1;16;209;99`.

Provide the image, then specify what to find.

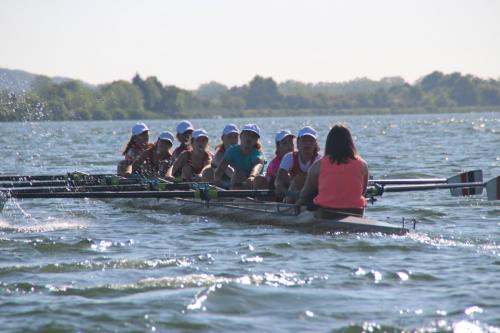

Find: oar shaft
2;182;199;194
369;178;447;185
4;184;150;194
0;173;114;182
0;179;140;188
6;190;198;199
382;182;484;193
5;188;276;200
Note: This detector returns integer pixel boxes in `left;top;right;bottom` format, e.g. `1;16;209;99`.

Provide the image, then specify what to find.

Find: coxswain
214;124;267;189
296;124;368;218
275;126;321;203
166;129;212;182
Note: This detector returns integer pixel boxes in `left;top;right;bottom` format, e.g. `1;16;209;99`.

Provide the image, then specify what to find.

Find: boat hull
105;197;409;235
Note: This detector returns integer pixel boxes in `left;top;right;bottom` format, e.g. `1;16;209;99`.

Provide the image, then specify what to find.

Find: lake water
0;112;499;332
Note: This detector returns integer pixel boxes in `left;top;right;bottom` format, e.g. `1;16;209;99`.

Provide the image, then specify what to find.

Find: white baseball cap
298;126;317;139
158;131;174;143
242;124;261;138
176;120;194;134
275;130;295;143
222;124;240;136
192;129;209;140
132;123;149;136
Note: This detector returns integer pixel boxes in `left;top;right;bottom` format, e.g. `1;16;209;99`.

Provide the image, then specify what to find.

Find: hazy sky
1;0;499;89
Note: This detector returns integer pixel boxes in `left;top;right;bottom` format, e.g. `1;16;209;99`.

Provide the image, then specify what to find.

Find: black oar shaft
5;189;275;200
7;191;198;199
0;173;113;182
382;182;484;192
369;178;447;185
0;178;142;188
3;182;198;194
4;185;149;194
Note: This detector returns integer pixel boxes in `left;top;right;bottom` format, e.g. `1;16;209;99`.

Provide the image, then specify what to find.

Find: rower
117;123;154;176
275;126;321;203
151;131;175;177
214;124;267;189
266;130;295;190
296;124;368;219
204;124;240;186
172;120;195;162
166;129;212;182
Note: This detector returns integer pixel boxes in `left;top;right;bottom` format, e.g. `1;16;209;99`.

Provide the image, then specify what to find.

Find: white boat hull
105;197;409;235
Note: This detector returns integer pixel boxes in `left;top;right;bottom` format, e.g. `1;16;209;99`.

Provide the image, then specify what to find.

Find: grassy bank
185;106;500;119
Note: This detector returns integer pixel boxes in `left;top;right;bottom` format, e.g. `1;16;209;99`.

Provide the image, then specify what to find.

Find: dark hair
324;124;358;164
122;136;135;155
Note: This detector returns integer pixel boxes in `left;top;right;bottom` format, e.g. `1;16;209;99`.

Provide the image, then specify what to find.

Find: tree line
1;71;499;121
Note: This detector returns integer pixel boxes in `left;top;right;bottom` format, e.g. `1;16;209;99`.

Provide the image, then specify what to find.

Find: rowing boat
2;170;498;236
99;193;409;235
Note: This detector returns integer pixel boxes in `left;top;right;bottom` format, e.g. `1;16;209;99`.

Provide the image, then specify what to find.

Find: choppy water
0;112;499;332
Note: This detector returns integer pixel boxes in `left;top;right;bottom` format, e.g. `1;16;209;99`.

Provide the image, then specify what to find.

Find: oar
367;176;499;201
3;188;275;200
2;182;202;194
0;172;116;182
369;170;482;185
0;177;142;188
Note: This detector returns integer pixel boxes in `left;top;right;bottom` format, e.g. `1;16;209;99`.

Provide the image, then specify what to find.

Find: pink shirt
266;156;283;180
314;157;367;209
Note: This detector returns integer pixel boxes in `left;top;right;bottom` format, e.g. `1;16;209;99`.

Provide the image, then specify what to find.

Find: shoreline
1;106;499;123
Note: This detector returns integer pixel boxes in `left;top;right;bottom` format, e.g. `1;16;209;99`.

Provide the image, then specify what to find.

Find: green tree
246;75;282;109
450;76;478;106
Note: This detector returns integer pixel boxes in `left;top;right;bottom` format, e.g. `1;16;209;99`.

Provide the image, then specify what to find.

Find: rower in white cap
265;130;295;190
117;123;155;176
275;126;321;203
172;120;195;162
151;131;175;177
166;129;213;182
214;123;267;189
202;124;240;186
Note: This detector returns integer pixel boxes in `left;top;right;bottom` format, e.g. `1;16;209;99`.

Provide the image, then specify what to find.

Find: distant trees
1;71;499;121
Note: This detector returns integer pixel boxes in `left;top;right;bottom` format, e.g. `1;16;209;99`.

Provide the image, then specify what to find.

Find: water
0;112;499;332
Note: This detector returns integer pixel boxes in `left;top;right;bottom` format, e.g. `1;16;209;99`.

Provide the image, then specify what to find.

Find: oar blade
449;170;484;196
447;170;483;183
486;177;500;201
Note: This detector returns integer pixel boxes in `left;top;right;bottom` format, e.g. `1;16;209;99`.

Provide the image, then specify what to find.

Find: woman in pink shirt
265;130;295;189
296;124;368;219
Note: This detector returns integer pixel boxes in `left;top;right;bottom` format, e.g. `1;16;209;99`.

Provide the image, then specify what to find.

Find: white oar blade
448;170;483;184
486;177;500;201
449;170;484;196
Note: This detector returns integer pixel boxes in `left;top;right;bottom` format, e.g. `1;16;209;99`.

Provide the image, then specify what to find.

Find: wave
0;217;88;233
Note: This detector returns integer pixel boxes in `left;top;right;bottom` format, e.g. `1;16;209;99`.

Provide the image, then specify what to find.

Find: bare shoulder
358;157;369;174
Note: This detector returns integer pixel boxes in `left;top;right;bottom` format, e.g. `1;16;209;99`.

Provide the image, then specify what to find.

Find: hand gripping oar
369;170;483;186
366;176;500;201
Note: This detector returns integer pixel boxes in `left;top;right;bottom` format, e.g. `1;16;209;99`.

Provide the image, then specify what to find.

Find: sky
1;0;499;89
